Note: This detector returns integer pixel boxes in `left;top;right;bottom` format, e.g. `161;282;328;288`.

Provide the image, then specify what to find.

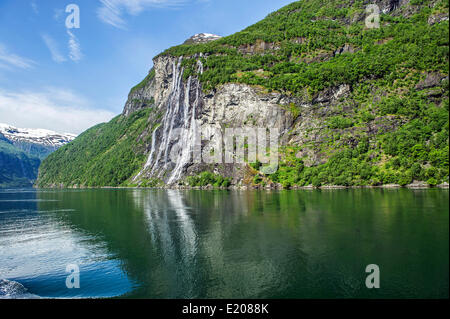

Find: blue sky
0;0;294;134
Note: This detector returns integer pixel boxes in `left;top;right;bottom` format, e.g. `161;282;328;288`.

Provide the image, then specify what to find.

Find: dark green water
0;188;448;298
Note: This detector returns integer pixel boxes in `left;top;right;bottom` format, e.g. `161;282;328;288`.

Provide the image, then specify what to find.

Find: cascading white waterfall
132;124;160;182
140;55;205;184
167;59;204;184
143;125;160;169
149;57;184;175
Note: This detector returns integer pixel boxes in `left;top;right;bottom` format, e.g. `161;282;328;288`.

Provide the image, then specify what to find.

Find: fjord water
0;189;448;299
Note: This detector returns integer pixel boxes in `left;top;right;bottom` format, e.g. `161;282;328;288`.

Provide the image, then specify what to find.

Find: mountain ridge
0;123;76;160
37;0;449;189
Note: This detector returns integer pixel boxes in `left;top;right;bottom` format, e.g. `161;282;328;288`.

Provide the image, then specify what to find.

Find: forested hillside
37;109;155;187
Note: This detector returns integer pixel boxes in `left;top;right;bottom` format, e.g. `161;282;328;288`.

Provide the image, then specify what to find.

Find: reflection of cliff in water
37;189;449;298
36;189;308;298
117;189;307;298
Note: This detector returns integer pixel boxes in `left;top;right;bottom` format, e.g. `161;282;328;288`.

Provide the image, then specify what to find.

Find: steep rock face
123;33;221;117
123;71;157;117
128;54;300;185
128;53;368;185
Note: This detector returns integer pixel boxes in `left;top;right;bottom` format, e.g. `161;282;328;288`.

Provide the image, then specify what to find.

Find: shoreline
35;182;450;190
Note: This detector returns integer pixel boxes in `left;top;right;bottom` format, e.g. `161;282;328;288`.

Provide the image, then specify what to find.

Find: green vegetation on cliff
164;0;449;187
163;0;448;94
187;172;232;188
37;109;154;187
130;68;156;94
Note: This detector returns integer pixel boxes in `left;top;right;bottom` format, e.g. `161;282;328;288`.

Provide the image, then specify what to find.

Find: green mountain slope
164;0;448;94
0;134;40;188
37;109;157;187
37;0;449;188
12;141;59;160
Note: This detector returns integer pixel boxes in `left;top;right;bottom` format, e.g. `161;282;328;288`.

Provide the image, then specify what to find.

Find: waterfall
167;60;204;184
149;57;184;175
143;125;160;169
140;55;204;184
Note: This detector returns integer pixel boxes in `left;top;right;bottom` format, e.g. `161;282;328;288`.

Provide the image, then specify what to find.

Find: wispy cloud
53;8;64;21
31;1;38;14
97;0;187;29
0;88;115;134
41;34;67;63
67;31;83;62
0;43;35;70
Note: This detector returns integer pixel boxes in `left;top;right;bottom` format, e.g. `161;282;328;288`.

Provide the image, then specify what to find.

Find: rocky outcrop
333;44;358;56
238;40;281;54
415;72;448;90
124;54;374;186
122;70;157;117
126;54;299;186
428;12;449;25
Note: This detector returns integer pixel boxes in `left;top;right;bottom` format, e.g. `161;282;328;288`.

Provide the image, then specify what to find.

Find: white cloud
97;0;187;29
41;34;67;63
67;30;83;62
0;43;35;70
0;88;115;134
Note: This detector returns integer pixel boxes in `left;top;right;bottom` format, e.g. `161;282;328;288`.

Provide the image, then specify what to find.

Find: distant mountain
0;134;40;188
0;124;76;188
0;123;76;160
0;132;8;143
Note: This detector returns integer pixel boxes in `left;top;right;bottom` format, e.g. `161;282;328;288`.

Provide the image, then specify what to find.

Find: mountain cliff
37;0;449;189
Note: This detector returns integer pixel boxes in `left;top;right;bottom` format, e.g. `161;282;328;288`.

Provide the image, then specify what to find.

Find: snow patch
0;123;76;148
184;33;222;44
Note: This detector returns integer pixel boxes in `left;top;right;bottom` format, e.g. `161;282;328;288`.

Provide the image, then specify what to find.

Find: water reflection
0;188;446;298
131;190;302;298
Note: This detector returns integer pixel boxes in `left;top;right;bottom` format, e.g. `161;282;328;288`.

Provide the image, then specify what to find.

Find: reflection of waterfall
141;56;204;184
130;190;289;298
166;190;197;260
133;190;197;260
131;189;198;296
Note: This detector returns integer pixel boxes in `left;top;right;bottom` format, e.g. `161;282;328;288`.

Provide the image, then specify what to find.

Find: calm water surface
0;188;448;298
